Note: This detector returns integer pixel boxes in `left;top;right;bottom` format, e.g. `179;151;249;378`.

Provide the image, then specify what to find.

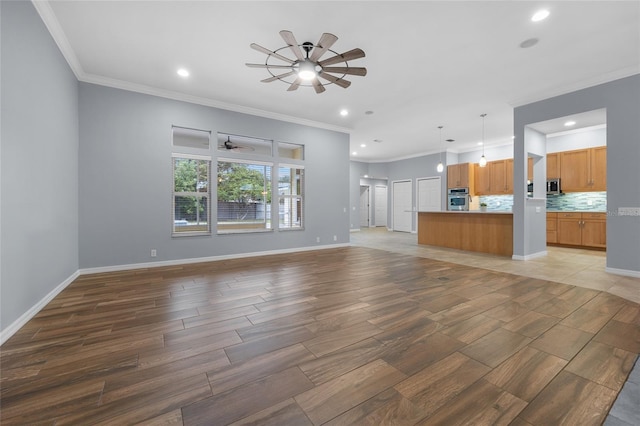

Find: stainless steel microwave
547;178;561;195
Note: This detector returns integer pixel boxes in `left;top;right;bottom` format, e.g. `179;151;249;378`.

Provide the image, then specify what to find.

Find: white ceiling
36;1;640;162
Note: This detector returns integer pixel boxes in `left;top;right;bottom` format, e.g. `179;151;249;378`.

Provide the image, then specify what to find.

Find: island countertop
419;210;513;215
418;211;513;256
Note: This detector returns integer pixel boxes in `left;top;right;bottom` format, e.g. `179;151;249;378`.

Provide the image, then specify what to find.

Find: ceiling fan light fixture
297;60;318;81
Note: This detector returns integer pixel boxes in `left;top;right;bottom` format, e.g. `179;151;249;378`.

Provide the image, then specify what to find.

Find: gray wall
78;83;351;268
514;74;640;273
1;1;79;332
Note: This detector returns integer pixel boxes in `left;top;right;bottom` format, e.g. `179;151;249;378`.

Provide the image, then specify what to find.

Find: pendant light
436;125;444;173
479;113;487;167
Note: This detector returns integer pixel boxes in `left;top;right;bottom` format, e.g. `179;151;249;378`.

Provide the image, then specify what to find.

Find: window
215;133;305;234
172;127;211;236
217;160;272;233
278;166;304;229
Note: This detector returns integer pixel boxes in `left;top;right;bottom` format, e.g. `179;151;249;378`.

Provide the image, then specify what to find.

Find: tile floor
351;227;640;425
350;227;640;304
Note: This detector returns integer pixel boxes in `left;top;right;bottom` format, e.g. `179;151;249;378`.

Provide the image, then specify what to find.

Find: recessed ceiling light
564;120;576;127
531;10;550;22
177;68;190;77
352;151;357;155
520;38;539;48
360;143;366;148
364;174;369;178
340;109;349;117
478;142;483;146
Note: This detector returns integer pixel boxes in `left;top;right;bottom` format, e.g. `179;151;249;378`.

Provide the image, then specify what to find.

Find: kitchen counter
435;210;513;214
418;211;513;256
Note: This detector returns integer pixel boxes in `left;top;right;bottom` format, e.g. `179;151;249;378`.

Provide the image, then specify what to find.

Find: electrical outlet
151;249;157;257
587;200;593;206
333;235;337;241
316;237;320;243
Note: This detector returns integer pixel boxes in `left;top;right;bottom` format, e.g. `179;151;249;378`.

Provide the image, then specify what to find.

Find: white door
374;185;388;227
392;180;412;232
359;186;370;227
417;177;442;212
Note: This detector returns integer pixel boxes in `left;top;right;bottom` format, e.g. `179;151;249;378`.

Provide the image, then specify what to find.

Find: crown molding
32;1;352;135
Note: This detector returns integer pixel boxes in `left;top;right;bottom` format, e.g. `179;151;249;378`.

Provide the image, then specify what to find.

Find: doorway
417;177;442;212
392;180;412;232
359;185;370;228
374;185;388;227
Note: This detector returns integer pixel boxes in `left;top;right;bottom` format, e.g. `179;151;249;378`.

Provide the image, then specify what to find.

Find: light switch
535;206;541;213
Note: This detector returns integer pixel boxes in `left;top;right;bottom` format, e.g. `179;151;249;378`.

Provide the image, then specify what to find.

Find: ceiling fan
246;30;367;93
219;136;254;152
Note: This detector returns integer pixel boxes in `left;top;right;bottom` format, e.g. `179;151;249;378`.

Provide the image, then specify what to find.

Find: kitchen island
418;211;513;256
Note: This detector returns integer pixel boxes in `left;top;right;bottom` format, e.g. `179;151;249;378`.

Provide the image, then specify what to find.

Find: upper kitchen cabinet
559;147;606;192
474;159;513;195
547;153;560;179
447;163;475;190
474;164;490;195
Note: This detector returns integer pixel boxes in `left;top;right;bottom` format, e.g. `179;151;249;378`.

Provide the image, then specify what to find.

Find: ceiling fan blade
261;71;295;83
322;66;367;77
311;79;326;94
250;43;295;64
279;30;305;61
319;72;351;88
287;77;302;91
318;48;366;66
246;63;293;69
309;33;338;62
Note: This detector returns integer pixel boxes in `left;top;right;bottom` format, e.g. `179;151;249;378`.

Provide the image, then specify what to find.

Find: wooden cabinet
590;146;607;191
474;164;491;195
557;212;583;245
559;147;606;192
474;159;513;195
556;212;606;248
528;157;534;182
546;212;557;244
447;163;474;189
547;153;560;179
581;212;607;248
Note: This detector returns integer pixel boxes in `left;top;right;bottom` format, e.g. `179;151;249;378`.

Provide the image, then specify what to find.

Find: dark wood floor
1;246;639;425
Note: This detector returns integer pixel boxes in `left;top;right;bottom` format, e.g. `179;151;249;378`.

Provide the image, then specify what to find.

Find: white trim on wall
0;271;80;345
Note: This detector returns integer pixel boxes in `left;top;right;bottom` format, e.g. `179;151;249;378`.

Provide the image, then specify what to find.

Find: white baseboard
350;228;361;232
0;270;80;346
605;266;640;279
512;250;548;261
1;243;350;345
79;243;350;276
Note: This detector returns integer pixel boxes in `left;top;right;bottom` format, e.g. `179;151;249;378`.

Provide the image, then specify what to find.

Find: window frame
172;153;212;237
277;164;305;231
171;126;212;237
216;157;274;235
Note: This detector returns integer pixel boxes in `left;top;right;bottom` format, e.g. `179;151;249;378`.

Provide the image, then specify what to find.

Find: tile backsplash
478;192;607;212
546;191;606;211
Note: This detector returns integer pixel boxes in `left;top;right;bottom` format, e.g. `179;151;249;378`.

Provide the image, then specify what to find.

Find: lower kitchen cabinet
555;212;606;248
581;213;607;248
546;212;557;244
